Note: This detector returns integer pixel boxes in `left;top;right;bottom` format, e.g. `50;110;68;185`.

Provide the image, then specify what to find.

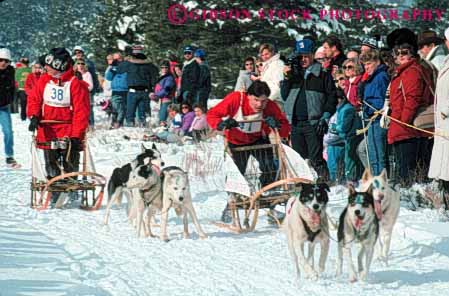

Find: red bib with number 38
43;77;74;108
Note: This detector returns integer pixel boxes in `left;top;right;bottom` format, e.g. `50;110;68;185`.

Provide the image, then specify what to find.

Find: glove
380;99;390;129
217;118;239;131
74;70;83;80
316;118;329;136
70;138;83;151
264;116;281;129
28;116;40;132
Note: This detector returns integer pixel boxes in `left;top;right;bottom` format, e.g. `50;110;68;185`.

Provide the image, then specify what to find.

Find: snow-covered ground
1;108;449;296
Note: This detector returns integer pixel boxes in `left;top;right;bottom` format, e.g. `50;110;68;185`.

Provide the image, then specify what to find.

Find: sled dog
107;143;163;205
360;169;400;266
143;166;207;241
336;184;379;282
284;183;330;281
104;162;161;227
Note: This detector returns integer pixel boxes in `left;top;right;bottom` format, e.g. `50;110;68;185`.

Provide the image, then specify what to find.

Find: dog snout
354;209;361;216
179;196;184;202
378;193;384;201
161;161;165;167
312;203;320;211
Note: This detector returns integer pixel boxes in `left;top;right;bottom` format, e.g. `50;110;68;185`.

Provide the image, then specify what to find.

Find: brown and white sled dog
360;169;400;266
284;183;331;281
336;184;379;282
145;166;207;241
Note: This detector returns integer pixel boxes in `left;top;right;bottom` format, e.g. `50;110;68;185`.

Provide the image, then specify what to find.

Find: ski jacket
24;72;41;96
0;65;15;107
27;67;90;149
362;64;389;119
207;91;290;145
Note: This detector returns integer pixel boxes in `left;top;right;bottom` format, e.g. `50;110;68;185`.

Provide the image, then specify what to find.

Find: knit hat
361;38;378;50
0;48;11;61
160;60;170;68
194;48;206;58
295;39;314;54
44;48;72;72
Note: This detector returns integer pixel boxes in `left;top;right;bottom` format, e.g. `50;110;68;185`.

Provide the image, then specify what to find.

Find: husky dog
155;166;207;241
284;183;330;281
104;163;160;227
360;169;400;266
336;184;379;282
107;143;163;205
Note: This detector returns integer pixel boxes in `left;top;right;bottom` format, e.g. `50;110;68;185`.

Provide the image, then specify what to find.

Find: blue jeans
88;93;94;126
0;105;14;157
126;91;148;126
327;144;344;182
111;91;128;125
367;120;386;176
159;102;170;123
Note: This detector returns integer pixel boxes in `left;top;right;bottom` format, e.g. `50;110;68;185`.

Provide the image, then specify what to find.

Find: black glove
264;116;281;129
316;118;329;136
70;138;83;151
74;70;83;80
217;118;239;131
111;59;119;67
28;116;40;132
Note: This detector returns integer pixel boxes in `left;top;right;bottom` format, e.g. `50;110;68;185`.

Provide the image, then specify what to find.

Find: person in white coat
428;27;449;210
251;44;284;110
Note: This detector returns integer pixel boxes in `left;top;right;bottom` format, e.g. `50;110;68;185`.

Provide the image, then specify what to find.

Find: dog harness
300;216;321;242
140;182;161;207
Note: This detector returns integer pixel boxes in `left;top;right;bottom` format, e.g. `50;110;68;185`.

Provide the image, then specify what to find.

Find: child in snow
154;104;182;143
189;103;209;142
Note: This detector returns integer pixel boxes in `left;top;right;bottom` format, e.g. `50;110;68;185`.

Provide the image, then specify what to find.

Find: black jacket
179;59;200;101
116;58;156;90
0;65;15;107
197;63;211;101
281;62;337;123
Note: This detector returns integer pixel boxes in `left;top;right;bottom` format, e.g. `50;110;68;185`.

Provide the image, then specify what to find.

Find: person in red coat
27;48;90;180
207;80;291;222
387;29;433;185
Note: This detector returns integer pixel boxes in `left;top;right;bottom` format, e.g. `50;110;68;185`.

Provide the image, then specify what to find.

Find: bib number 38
51;88;64;101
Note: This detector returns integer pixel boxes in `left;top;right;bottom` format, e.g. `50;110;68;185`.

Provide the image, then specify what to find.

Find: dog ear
361;169;373;183
322;183;330;192
380;168;388;180
152;143;157;150
348;183;356;196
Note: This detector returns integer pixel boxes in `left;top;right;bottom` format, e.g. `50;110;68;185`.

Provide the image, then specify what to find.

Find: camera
285;53;301;77
50;139;68;150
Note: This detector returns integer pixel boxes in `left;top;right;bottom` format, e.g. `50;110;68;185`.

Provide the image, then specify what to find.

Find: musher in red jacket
207;80;291;222
27;48;90;181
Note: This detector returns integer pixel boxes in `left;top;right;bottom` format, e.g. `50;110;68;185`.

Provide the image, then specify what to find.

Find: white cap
73;46;84;53
0;48;12;61
445;27;449;41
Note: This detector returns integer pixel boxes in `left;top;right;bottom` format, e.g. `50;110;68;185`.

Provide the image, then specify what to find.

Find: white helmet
0;48;12;61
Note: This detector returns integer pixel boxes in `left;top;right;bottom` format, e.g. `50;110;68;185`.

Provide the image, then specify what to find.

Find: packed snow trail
1;111;449;296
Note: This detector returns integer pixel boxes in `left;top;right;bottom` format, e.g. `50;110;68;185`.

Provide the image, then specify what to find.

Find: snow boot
6;157;21;169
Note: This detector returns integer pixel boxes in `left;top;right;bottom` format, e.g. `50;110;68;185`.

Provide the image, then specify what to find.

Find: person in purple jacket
181;102;195;136
150;60;175;124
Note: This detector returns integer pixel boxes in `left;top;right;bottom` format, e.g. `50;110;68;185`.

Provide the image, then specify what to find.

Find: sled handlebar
40;120;71;124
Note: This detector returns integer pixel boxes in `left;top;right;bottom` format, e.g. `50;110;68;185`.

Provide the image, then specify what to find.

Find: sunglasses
334;77;345;82
184;51;193;55
394;49;410;56
182;106;189;109
0;58;10;63
343;65;354;70
257;63;263;67
245;63;254;66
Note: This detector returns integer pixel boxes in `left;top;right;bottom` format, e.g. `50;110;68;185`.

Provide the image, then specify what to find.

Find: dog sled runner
215;122;315;233
30;120;106;211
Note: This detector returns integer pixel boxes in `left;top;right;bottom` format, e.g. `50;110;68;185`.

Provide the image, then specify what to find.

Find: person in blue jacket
359;50;390;176
105;52;128;128
150;60;175;124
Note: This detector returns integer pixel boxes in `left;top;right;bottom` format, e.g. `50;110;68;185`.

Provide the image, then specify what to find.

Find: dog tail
107;177;116;201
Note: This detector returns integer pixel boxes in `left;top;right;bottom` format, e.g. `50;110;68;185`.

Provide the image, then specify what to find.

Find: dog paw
349;274;358;283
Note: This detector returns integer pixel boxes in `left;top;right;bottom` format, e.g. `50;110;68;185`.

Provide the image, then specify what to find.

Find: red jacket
24;72;41;96
27;67;91;149
344;75;362;111
207;91;291;145
387;59;431;144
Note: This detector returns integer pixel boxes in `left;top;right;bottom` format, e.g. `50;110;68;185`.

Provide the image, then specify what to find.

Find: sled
214;121;315;234
30;120;106;211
